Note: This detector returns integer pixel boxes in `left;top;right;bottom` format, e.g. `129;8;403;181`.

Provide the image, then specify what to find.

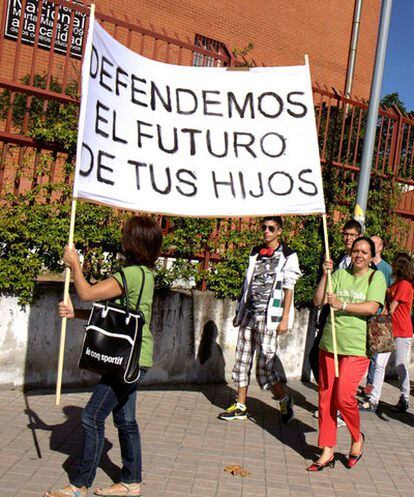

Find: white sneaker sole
219;414;247;421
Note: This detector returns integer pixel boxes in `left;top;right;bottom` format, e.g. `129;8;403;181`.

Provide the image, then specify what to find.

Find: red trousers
318;350;369;447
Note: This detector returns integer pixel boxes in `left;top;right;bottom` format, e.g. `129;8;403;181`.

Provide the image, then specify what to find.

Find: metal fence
1;0;414;287
314;84;414;185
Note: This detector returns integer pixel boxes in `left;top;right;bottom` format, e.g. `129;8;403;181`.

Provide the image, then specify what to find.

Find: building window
193;34;226;67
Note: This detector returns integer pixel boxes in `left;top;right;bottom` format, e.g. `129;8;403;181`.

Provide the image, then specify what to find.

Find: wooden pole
55;4;96;405
304;54;339;377
322;214;339;377
55;199;77;405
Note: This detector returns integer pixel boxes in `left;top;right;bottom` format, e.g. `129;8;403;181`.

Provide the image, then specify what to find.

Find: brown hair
392;252;414;282
122;215;162;268
343;219;362;234
262;216;283;228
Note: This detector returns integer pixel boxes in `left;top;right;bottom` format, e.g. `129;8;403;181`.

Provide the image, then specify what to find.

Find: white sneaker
337;414;346;427
313;409;345;427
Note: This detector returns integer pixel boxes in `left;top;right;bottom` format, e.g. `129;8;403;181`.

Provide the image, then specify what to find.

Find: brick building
99;0;381;98
0;0;381;98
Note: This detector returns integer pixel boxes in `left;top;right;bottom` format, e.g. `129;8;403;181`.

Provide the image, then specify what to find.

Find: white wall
1;283;410;390
0;282;313;389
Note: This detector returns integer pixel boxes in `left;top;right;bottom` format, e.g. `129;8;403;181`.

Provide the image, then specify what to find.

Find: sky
381;0;414;111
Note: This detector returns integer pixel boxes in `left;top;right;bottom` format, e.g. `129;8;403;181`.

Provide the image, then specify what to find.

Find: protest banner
73;20;325;217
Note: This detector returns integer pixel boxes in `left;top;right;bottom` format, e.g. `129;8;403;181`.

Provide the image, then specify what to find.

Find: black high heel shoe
306;455;335;472
347;432;365;469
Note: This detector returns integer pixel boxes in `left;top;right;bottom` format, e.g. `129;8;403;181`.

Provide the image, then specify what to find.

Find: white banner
74;18;325;217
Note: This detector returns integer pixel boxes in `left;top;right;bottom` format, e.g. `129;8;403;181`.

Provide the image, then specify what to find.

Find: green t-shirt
320;268;386;357
113;265;154;368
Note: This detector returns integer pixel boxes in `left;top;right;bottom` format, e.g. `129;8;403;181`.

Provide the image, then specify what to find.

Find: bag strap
367;268;390;313
118;269;131;314
117;266;146;313
134;266;146;312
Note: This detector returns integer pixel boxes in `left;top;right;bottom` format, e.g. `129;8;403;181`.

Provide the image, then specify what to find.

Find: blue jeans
70;370;146;488
366;353;377;385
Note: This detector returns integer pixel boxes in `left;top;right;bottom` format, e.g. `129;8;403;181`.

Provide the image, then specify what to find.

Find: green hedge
0;174;403;306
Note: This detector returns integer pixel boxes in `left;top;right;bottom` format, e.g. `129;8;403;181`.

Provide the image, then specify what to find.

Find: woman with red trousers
309;237;386;471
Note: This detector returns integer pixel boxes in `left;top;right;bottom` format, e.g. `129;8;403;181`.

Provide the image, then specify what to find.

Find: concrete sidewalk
0;380;413;497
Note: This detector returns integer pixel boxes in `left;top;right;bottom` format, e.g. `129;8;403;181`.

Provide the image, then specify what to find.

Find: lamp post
354;0;393;231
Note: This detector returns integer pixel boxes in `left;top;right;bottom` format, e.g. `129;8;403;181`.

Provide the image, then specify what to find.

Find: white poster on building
74;18;325;217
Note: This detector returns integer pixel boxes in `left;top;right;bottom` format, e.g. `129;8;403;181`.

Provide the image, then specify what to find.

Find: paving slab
0;379;413;496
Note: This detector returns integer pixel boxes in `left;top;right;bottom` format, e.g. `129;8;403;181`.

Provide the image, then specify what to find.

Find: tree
381;92;408;113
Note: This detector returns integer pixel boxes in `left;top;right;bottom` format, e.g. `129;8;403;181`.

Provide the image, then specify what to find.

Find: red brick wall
0;0;381;98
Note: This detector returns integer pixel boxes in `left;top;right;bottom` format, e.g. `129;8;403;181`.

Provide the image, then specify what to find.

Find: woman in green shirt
44;216;162;497
308;237;386;472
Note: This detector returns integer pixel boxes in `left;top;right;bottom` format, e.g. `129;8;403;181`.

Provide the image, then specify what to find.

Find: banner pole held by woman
322;214;339;377
55;3;96;405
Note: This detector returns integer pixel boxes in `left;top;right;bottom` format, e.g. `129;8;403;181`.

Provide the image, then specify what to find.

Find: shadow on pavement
290;383;319;414
301;380;318;393
200;383;320;461
374;400;414;427
355;379;414;427
24;399;120;482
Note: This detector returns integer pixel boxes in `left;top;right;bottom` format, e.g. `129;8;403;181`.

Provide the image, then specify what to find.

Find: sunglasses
261;224;277;233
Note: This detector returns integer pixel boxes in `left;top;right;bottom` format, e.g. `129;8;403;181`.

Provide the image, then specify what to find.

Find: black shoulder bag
79;267;146;383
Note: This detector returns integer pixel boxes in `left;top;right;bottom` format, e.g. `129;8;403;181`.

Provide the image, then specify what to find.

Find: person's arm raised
63;246;123;302
313;259;333;308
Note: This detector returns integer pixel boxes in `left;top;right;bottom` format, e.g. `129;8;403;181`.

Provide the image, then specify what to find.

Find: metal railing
313;84;414;185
